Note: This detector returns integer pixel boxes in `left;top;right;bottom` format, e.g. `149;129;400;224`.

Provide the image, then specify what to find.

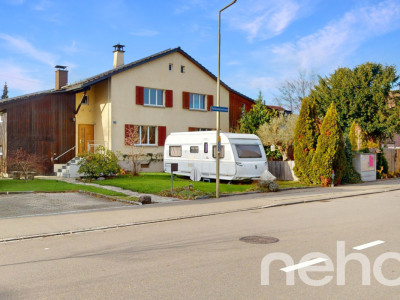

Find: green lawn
0;179;126;197
0;175;310;200
96;173;308;198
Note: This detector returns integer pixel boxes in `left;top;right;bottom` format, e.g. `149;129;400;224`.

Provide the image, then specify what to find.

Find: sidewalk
1;179;399;242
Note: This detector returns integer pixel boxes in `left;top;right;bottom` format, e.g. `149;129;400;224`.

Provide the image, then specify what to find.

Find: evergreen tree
311;102;346;186
293;97;320;183
310;62;399;142
1;82;8;99
238;92;277;134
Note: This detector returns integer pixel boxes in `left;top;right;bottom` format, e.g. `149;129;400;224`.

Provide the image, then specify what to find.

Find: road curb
2;186;400;243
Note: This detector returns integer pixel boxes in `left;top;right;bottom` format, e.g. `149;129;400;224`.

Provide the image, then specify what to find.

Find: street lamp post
216;0;236;198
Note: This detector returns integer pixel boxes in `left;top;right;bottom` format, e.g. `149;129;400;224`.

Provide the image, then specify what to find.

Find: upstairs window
144;88;163;106
190;93;205;110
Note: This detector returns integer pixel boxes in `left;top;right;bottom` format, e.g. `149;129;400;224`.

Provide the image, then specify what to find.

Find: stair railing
54;146;76;161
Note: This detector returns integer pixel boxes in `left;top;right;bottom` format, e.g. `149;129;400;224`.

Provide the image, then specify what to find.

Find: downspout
108;78;111;150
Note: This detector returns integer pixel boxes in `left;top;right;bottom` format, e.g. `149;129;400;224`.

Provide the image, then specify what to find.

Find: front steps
55;157;82;178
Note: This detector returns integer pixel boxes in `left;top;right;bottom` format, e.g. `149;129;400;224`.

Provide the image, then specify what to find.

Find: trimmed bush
293;97;320;184
311;103;346;186
78;146;121;178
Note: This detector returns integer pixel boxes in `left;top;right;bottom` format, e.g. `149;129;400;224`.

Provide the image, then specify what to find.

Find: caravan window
190;146;199;153
235;144;262;158
204;142;208;153
212;145;225;158
169;146;182;157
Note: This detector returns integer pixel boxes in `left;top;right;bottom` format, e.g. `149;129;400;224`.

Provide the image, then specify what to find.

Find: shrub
376;150;389;179
7;148;46;181
78;146;121;178
348;121;368;152
293;97;320;184
341;138;362;184
257;114;298;161
311;103;346;186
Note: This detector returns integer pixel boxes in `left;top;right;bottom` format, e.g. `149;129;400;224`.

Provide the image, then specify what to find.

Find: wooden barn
0;68;76;175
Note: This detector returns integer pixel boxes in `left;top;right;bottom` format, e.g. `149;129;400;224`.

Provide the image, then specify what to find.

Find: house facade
0;45;255;174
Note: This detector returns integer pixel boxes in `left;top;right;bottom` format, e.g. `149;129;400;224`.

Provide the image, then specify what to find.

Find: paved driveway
0;192;134;219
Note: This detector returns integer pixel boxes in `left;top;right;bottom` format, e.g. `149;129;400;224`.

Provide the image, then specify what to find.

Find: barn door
78;124;94;154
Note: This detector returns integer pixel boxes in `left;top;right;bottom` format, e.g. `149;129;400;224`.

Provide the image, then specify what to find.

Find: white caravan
164;131;268;181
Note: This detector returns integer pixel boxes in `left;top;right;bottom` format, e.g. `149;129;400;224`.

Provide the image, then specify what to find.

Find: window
181;65;185;73
190;93;206;110
144;88;163;106
235;144;262;158
241;103;246;115
137;125;157;145
190;146;199;153
169;63;173;71
204;142;208;153
212;145;225;158
169;146;182;157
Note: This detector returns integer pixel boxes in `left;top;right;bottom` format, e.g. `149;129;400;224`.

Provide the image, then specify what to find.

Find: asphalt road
1;190;400;299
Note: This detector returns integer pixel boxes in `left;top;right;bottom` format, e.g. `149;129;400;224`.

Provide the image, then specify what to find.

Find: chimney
113;44;125;68
55;65;68;90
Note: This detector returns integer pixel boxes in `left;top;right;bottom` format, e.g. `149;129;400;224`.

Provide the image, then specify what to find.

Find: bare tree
274;70;317;113
7;148;46;181
123;125;144;176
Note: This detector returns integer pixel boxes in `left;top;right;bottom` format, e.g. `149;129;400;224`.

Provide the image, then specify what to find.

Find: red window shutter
136;86;144;105
165;90;173;107
125;124;135;145
182;91;190;109
158;126;167;146
188;127;196;131
207;95;214;111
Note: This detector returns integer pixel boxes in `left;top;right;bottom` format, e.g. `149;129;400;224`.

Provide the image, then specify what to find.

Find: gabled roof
0;47;254;105
64;47;254;102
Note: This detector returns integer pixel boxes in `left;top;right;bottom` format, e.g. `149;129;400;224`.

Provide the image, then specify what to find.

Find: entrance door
78;124;94;154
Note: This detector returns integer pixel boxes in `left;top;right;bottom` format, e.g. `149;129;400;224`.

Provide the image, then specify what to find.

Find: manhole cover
239;236;279;244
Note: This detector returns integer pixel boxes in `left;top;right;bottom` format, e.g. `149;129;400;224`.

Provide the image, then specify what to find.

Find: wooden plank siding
229;91;254;131
0;92;76;174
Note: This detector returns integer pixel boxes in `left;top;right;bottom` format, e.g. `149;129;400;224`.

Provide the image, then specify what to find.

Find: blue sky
1;0;400;106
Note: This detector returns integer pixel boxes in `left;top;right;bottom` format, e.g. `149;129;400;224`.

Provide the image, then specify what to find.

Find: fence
383;148;400;173
268;160;298;181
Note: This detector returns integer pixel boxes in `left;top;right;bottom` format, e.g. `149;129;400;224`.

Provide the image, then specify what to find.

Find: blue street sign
210;106;229;113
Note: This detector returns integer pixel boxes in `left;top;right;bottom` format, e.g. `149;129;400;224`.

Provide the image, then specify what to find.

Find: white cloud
0;61;46;94
62;41;79;54
33;0;53;11
229;0;301;41
130;30;159;37
249;76;279;90
0;33;57;67
174;0;209;14
271;0;400;70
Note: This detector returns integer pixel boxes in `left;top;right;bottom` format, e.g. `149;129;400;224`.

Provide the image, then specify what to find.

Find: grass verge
0;179;127;197
95;173;309;199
